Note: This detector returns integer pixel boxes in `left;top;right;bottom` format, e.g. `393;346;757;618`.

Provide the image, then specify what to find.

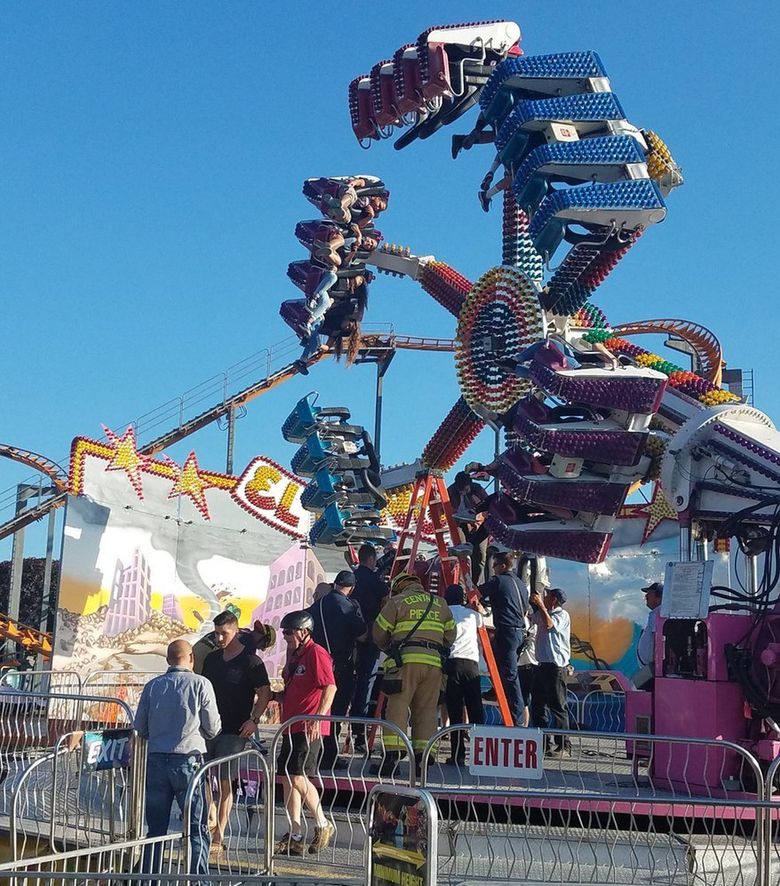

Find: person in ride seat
372;572;456;777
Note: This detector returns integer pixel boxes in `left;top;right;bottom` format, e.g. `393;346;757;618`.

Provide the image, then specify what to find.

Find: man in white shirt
529;588;572;755
636;581;663;686
443;585;485;766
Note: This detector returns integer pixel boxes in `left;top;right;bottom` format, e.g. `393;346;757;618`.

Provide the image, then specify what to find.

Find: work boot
370;751;401;778
414;753;429;781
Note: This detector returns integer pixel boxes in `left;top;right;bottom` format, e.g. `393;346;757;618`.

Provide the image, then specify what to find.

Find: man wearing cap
636;582;663;686
308;569;366;768
350;544;389;753
529;587;572;755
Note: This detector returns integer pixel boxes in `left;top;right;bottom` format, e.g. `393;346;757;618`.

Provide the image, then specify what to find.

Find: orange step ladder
377;469;513;729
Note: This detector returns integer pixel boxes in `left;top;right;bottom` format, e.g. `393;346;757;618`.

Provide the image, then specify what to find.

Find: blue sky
2;1;779;558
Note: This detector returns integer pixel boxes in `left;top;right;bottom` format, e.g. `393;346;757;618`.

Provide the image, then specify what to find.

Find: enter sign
468;726;544;779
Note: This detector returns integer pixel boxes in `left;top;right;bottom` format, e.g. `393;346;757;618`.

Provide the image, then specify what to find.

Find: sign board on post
82;728;134;771
367;785;438;886
661;560;714;619
469;725;544;779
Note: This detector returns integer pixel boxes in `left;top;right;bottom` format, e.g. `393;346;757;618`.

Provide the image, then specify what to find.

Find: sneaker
478;189;491;212
292;359;309;376
274;833;305;856
308;822;336;854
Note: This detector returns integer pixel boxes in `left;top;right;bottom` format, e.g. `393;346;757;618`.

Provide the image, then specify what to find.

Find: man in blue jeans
480;552;530;726
134;639;221;877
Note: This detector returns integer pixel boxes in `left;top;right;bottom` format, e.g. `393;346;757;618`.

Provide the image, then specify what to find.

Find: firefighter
372;572;457;776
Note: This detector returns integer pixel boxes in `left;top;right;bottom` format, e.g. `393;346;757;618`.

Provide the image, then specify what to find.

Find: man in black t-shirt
202;610;272;858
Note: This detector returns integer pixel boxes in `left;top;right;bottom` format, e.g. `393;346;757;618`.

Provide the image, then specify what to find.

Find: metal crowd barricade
763;755;780;886
0;668;83;696
420;724;769;886
0;687;137;824
0;832;184;885
182;745;270;877
6;693;142;860
82;669;162;721
268;714;415;879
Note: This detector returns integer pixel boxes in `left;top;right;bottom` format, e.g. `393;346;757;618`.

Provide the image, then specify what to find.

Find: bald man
135;639;221;877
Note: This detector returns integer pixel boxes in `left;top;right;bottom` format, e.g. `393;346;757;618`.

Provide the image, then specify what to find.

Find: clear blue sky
2;1;779;557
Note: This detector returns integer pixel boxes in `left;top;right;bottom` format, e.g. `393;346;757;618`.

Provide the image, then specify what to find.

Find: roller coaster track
0;332;456;542
612;318;723;385
0;445;68;492
0;612;53;658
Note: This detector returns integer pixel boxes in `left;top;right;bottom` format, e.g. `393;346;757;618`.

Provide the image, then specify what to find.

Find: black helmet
280;610;314;632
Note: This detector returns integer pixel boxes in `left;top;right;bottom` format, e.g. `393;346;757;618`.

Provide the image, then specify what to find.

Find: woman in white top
443;584;485;766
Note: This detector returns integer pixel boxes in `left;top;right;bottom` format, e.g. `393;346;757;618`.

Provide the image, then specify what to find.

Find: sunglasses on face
282;629;296;636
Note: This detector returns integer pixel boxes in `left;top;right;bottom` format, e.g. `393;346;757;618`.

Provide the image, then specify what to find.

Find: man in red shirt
274;610;337;857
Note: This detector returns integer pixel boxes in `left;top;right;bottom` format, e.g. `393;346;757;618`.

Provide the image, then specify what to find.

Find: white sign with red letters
468;726;544;779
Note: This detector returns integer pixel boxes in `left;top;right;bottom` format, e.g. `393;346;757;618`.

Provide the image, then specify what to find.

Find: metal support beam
226;406;237;475
41;507;57;635
8;485;28;628
374;351;395;464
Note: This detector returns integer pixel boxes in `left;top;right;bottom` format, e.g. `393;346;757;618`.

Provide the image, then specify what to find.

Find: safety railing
421;724;766;800
82;669;161;720
5;695;140;858
0;832;184;885
0;689;136;816
4;705;780;886
762;755;780;886
268;714;415;879
0;668;83;695
182;744;270;877
420;724;771;886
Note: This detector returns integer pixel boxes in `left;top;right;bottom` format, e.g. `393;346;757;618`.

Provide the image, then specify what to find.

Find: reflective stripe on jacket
373;586;456;668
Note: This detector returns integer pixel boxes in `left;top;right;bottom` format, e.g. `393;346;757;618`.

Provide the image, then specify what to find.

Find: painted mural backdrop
54;430;729;677
54;431;342;673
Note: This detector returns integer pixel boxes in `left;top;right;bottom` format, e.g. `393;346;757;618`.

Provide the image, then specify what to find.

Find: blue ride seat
529;178;666;260
479;51;609;123
495;92;627;166
513;135;647;213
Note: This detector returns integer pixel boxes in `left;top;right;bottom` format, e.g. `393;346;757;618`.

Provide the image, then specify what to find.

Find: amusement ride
3;17;780;797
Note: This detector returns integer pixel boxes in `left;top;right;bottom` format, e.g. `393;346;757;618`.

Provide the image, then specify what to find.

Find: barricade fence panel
6;704;142;861
0;692;136;827
0;669;83;696
0;833;184;885
3;706;779;886
268;714;414;879
420;725;770;886
181;745;269;877
421;725;766;802
429;789;767;886
82;670;162;721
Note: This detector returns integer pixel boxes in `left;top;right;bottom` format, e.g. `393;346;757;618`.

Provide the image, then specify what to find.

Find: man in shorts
274;610;337;857
202;610;272;858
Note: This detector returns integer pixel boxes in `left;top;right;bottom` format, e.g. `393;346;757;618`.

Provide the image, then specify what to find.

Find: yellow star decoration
103;426;148;499
621;481;678;545
168;452;214;520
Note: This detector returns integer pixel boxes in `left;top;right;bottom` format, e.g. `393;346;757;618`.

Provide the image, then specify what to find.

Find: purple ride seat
279;299;309;340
